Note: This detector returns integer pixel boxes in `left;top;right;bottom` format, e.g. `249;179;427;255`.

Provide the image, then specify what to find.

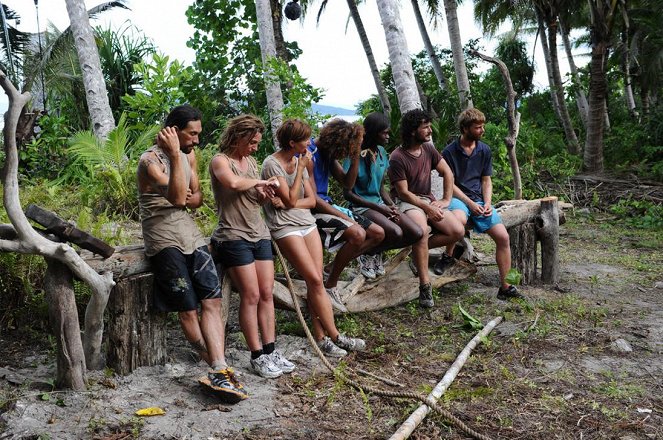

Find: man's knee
489;224;510;248
200;297;222;313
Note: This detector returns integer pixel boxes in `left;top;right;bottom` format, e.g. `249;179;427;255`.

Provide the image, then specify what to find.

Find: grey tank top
210;154;270;242
260;154;316;236
138;145;206;257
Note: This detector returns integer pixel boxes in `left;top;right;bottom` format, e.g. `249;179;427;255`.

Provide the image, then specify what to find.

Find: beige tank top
210;154;270;242
138;145;207;257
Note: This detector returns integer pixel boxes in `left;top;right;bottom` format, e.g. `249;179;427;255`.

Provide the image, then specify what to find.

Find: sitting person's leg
362;207;424;252
428;210;466;276
276;229;365;355
436;197;471;274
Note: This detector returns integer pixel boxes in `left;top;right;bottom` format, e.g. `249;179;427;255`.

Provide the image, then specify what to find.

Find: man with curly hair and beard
307;119;385;312
388;109;465;308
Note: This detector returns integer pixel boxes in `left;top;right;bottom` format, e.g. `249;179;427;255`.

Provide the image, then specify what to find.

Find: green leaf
458;303;483;330
505;268;522;286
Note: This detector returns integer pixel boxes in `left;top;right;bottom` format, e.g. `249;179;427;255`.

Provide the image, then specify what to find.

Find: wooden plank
25;204;115;258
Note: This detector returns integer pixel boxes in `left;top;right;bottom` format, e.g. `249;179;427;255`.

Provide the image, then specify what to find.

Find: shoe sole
252;368;283;379
319;348;347;357
276;365;296;373
198;376;248;403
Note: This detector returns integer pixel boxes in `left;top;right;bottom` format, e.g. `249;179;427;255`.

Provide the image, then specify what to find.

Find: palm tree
536;3;580;154
0;4;30;86
583;0;619;172
443;0;473;110
410;0;450;93
64;0;116;139
376;0;421;113
558;14;589;127
255;0;285;140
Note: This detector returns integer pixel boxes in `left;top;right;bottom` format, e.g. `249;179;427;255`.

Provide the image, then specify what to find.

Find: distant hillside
312;103;357;116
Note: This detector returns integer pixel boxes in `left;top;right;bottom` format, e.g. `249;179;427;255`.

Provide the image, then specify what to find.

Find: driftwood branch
389;316;503;439
0;69;115;373
470;49;523;200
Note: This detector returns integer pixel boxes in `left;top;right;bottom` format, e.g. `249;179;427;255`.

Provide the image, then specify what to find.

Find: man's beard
415;132;430;143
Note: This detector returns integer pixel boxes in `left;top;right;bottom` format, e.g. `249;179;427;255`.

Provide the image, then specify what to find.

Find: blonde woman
210;114;294;378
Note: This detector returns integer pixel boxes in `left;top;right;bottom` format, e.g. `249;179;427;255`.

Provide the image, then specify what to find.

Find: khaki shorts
395;196;433;215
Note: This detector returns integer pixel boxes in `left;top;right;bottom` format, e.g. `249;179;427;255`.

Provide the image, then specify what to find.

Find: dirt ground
0;213;661;440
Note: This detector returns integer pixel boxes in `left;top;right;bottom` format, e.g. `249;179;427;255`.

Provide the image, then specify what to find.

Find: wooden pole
389;316;503;440
538;197;560;284
45;258;86;390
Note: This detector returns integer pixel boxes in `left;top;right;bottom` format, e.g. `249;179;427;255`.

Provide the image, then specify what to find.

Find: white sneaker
373;252;386;277
334;333;366;352
358;254;376;279
250;354;283;379
316;336;347;357
269;350;295;373
325;286;348;312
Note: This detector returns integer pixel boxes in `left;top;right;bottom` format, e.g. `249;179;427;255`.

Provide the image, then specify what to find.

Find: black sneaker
497;285;525;301
418;282;434;308
433;252;455;275
207;368;249;403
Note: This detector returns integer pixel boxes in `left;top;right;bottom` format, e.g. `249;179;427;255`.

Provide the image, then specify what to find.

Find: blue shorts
448;198;502;233
150;246;222;312
213;238;273;268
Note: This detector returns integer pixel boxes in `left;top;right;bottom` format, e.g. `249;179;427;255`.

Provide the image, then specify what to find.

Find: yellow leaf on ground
135;406;166;416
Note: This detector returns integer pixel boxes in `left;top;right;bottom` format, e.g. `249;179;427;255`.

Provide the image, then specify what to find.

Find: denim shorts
213;238;273;268
150;245;221;312
448;197;502;233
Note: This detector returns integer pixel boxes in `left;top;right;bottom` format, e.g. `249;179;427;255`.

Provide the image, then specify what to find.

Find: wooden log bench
77;196;569;375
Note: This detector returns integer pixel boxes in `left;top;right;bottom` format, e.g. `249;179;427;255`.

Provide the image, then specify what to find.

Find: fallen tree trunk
389;316;503;439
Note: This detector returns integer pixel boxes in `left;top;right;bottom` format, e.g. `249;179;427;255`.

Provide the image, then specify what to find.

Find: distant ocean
312;103;361;122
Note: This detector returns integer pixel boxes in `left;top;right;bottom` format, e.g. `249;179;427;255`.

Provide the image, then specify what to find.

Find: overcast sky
2;0;577;115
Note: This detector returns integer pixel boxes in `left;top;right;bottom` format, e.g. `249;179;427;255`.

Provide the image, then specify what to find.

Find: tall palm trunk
584;0;617;172
64;0;114;139
376;0;421;113
546;16;580;154
269;0;290;61
559;16;589;128
538;14;562;123
584;40;608;172
255;0;284;143
620;25;638;119
347;0;391;117
443;0;472;110
411;0;449;93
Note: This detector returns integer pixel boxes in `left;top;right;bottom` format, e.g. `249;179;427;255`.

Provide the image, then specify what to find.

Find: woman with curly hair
210;114;295;379
342;112;423;275
306;119;385;309
261;118;366;357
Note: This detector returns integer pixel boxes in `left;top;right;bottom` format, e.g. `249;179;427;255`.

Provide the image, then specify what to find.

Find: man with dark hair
442;108;523;300
137;104;247;401
388;109;465;308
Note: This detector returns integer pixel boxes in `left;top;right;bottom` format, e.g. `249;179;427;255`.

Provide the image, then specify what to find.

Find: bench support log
106;273;167;375
508;223;538;284
538;197;560;284
45;258;86;390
